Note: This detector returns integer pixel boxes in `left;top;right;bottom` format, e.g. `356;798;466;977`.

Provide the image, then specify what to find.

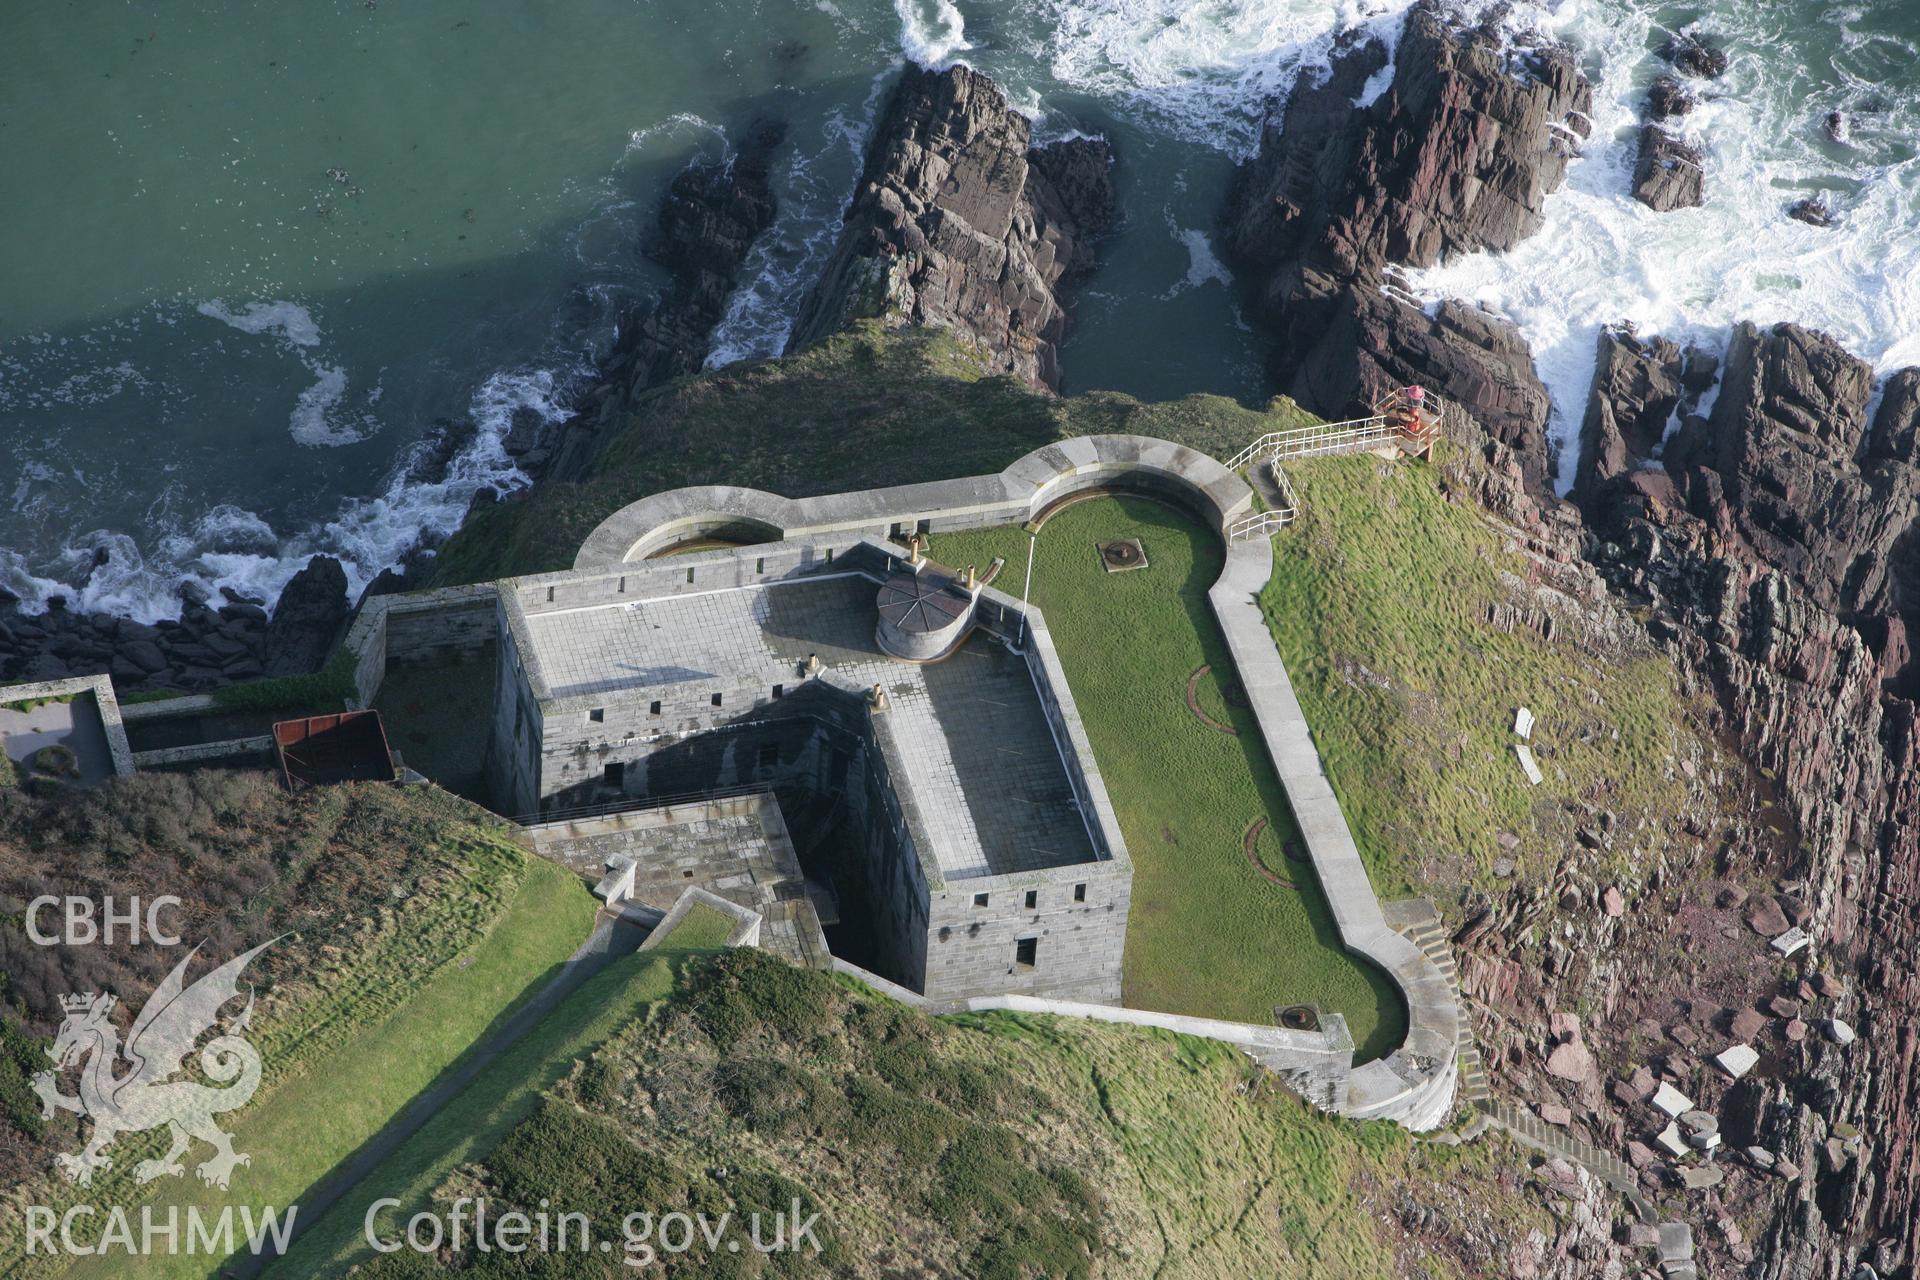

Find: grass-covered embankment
323;948;1548;1279
429;323;1318;585
1265;454;1691;891
0;777;596;1280
270;911;739;1277
933;497;1404;1058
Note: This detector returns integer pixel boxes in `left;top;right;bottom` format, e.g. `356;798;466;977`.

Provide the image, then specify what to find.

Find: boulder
262;555;350;677
1633;127;1705;212
787;64;1113;393
1546;1039;1597;1083
1788;197;1834;228
1745;894;1790;936
1647;74;1695;121
1663;31;1730;79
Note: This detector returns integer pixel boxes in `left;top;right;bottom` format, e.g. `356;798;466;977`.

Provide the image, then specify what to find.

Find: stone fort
330;434;1463;1130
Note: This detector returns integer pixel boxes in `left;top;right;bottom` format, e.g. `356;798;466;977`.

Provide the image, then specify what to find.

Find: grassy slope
272;934;735;1277
428;323;1314;586
933;497;1404;1058
1265;454;1689;893
336;950;1549;1279
0;781;596;1280
58;857;591;1280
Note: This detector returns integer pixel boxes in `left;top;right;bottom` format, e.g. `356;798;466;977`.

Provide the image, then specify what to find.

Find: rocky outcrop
1663;31;1730;80
1659;322;1920;624
261;555;351;676
1223;0;1591;491
538;120;788;480
1646;74;1694;121
1572;326;1715;504
1788;196;1835;228
785;63;1114;392
1571;321;1920;1276
1632;126;1705;211
1632;30;1725;212
0;554;351;694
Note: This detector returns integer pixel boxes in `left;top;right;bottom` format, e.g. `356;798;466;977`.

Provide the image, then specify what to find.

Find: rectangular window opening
710;692;723;708
649;700;662;717
755;557;765;575
545;586;555;603
588;708;604;724
603;762;625;788
686;567;695;584
1014;937;1038;969
972;892;989;908
757;743;778;769
771;684;784;700
1073;883;1087;903
1023;890;1037;910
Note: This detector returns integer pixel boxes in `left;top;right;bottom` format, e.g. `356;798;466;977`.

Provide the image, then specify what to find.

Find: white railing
1228;509;1292;542
1225;415;1396;470
1222;393;1446;542
1226;395;1448;472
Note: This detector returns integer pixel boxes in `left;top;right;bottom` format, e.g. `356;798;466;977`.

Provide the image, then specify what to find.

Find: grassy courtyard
931;496;1405;1059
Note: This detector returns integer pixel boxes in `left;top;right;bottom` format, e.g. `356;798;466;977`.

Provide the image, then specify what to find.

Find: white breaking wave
1029;0;1419;158
625;112;727;157
707;68;897;366
0;361;577;622
288;364;359;446
1404;0;1920;491
992;0;1919;488
895;0;972;67
198;297;368;447
195;299;323;348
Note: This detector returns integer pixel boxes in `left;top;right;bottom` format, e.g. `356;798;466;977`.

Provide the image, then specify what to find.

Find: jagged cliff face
539;119;789;482
1216;3;1920;1269
784;63;1113;393
1576;321;1920;1279
1223;0;1590;490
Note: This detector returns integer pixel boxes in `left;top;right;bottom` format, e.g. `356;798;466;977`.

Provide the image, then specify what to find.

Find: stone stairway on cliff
1386;899;1656;1226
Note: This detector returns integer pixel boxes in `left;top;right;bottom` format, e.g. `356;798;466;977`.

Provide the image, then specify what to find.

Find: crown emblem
61;992;102;1012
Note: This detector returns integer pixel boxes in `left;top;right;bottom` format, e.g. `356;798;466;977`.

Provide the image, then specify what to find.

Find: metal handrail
1225;415;1393;470
1227;509;1293;542
1221;393;1446;544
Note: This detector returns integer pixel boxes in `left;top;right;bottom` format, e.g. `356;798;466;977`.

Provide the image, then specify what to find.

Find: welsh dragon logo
31;939;275;1191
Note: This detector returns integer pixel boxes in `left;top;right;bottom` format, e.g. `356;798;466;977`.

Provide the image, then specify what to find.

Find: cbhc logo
25;896;183;946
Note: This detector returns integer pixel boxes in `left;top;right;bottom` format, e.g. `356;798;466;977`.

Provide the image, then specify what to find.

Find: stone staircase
1385;899;1656;1226
1385;898;1487;1104
1483;1099;1655;1225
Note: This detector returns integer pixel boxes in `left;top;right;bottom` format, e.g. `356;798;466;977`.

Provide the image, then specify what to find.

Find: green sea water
2;0;1913;614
